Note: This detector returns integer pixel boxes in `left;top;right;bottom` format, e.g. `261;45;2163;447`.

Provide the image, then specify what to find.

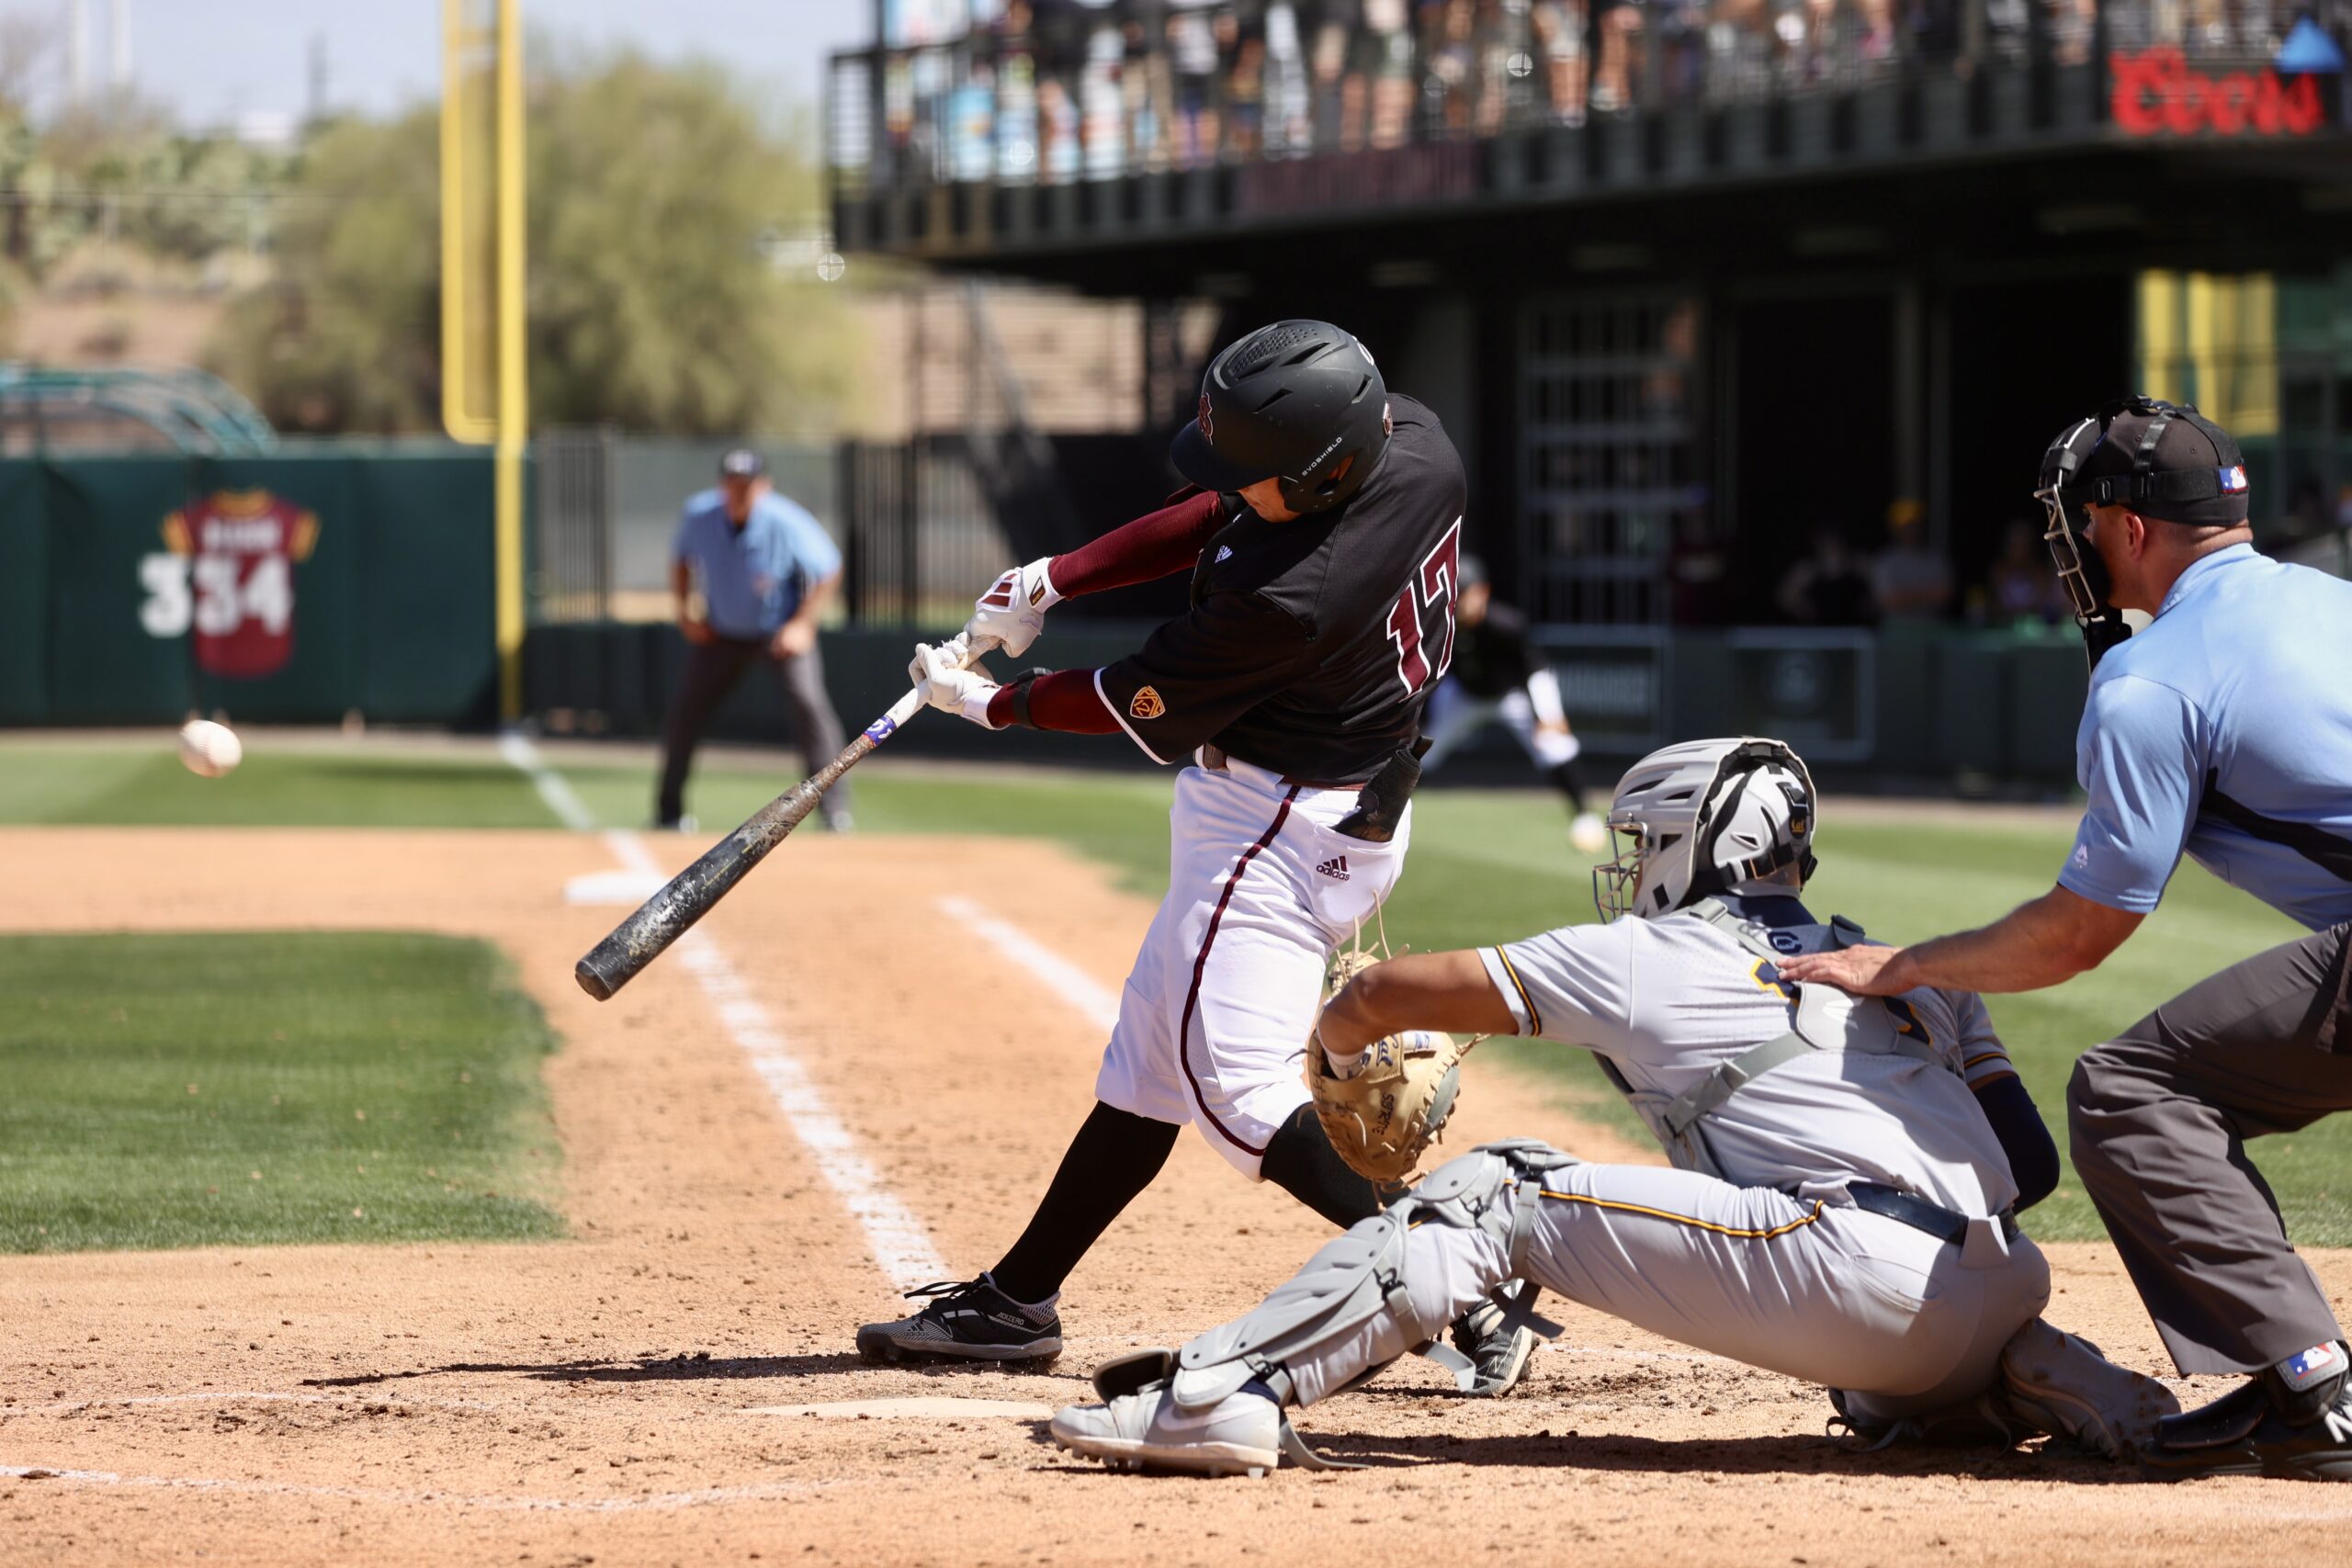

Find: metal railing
828;0;2346;199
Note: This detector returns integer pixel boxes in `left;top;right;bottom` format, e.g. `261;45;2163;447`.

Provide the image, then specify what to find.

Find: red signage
2110;47;2326;137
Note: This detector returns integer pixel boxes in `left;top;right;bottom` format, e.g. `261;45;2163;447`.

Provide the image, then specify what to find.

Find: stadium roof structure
0;365;278;455
827;6;2352;294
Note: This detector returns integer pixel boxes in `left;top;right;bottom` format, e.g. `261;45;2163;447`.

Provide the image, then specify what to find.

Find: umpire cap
1170;321;1391;514
2061;396;2249;528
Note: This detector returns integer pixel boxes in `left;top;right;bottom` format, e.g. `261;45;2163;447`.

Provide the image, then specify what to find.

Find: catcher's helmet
1170;320;1391;514
1595;738;1818;922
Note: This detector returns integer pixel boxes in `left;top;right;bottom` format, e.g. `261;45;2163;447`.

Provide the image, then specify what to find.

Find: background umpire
657;449;853;833
1781;397;2352;1480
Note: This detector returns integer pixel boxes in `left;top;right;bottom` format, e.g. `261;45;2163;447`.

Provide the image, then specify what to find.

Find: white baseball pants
1096;756;1413;1179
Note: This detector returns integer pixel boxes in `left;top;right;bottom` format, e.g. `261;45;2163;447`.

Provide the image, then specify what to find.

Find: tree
206;110;443;432
206;49;857;436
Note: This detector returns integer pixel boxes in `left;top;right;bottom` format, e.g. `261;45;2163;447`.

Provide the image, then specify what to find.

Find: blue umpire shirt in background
673;488;842;639
2062;543;2352;931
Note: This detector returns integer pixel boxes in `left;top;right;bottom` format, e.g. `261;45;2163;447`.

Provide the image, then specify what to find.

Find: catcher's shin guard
1168;1143;1577;1412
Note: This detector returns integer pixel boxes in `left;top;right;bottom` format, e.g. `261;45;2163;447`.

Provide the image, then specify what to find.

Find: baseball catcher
1048;738;2178;1475
857;320;1534;1393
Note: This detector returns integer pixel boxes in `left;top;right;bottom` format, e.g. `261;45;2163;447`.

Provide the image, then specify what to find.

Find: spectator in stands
1531;0;1589;123
1871;497;1954;620
1169;0;1226;163
1264;2;1315;152
1226;5;1270;157
1307;0;1371;147
657;451;853;835
1589;0;1645;112
1776;524;1880;626
1365;0;1419;144
1982;515;2067;626
1124;14;1172;170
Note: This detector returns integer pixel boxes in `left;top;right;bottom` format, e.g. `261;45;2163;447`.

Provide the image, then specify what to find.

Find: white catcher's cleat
2000;1317;2181;1461
1049;1384;1282;1478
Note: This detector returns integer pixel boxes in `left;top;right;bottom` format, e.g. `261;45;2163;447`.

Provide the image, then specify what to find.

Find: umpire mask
2035;395;2250;672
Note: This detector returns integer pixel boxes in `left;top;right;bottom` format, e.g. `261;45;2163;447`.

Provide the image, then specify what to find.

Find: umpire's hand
1778;944;1910;997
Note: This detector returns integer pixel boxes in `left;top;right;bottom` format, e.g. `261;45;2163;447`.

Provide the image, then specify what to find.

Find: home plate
565;870;669;906
739;1397;1052;1420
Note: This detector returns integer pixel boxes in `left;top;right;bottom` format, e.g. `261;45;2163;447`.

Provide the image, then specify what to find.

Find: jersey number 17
1385;518;1464;700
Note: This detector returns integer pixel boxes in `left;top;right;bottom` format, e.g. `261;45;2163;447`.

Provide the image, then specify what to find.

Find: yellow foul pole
493;0;527;722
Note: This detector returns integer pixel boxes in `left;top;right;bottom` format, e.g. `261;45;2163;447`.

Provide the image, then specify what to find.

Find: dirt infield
4;825;2349;1567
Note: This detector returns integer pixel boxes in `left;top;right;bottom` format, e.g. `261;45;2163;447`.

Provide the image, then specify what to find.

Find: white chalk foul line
937;895;1122;1034
498;736;948;1292
497;730;597;831
13;1391;499;1417
0;1462;824;1513
668;936;946;1290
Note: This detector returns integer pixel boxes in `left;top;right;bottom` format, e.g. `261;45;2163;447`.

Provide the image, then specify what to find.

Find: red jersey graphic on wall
159;490;321;679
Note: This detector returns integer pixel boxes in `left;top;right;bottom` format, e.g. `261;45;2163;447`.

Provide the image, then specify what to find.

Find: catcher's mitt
1307;948;1473;1185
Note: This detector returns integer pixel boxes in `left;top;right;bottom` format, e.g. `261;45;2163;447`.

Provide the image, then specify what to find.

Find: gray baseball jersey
1221;897;2052;1424
1477;898;2021;1219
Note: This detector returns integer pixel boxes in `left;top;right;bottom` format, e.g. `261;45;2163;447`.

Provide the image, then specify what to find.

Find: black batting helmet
1170;321;1391;514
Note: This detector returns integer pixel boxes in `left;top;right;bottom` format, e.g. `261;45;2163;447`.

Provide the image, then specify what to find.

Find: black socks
1261;1104;1383;1229
989;1101;1178;1304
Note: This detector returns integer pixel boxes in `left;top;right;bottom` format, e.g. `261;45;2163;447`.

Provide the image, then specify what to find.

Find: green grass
1;737;2340;1246
0;931;566;1252
0;746;571;828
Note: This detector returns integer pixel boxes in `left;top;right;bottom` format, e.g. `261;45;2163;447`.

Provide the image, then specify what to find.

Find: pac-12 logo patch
1129;685;1166;720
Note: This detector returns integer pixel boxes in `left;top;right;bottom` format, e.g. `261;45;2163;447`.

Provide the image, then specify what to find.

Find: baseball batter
856;320;1532;1390
1048;739;2172;1475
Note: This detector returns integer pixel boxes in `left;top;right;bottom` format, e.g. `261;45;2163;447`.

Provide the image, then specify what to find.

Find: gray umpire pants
2068;919;2352;1376
656;636;849;826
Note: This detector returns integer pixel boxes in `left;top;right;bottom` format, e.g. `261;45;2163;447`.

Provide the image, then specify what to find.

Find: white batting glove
909;640;1004;729
1313;1028;1372;1081
963;558;1061;659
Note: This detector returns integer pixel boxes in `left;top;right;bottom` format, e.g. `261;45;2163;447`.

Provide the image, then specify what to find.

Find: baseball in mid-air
177;718;243;778
1570;811;1609;856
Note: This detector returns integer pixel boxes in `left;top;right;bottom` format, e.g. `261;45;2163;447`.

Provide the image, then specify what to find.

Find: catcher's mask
2034;395;2248;670
1595;738;1819;923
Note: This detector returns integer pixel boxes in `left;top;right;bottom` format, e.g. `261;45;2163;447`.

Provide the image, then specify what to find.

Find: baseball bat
574;641;986;1000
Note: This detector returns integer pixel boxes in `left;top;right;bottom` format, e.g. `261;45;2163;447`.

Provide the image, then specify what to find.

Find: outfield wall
527;620;2091;789
0;449;503;728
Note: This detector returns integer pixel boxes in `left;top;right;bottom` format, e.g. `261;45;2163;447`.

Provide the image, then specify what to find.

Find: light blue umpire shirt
673;488;843;641
2062;543;2352;932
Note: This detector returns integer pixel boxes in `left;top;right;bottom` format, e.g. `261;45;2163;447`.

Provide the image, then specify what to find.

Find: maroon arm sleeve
984;668;1121;734
1046;491;1224;597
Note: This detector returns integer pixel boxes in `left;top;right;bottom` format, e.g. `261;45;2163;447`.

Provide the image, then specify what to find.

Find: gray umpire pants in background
657;636;849;826
2068;919;2352;1376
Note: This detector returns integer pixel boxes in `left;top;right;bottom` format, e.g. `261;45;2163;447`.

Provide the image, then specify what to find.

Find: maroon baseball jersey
1094;394;1467;784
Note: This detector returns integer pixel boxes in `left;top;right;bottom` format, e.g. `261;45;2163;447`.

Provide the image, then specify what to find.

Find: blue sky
30;1;875;128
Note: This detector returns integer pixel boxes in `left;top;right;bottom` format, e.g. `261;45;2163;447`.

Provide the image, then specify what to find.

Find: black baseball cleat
2140;1369;2352;1481
1449;1294;1539;1398
855;1277;1063;1366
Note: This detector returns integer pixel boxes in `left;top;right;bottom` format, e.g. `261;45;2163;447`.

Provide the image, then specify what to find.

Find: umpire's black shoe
855;1276;1063;1366
2141;1366;2352;1481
